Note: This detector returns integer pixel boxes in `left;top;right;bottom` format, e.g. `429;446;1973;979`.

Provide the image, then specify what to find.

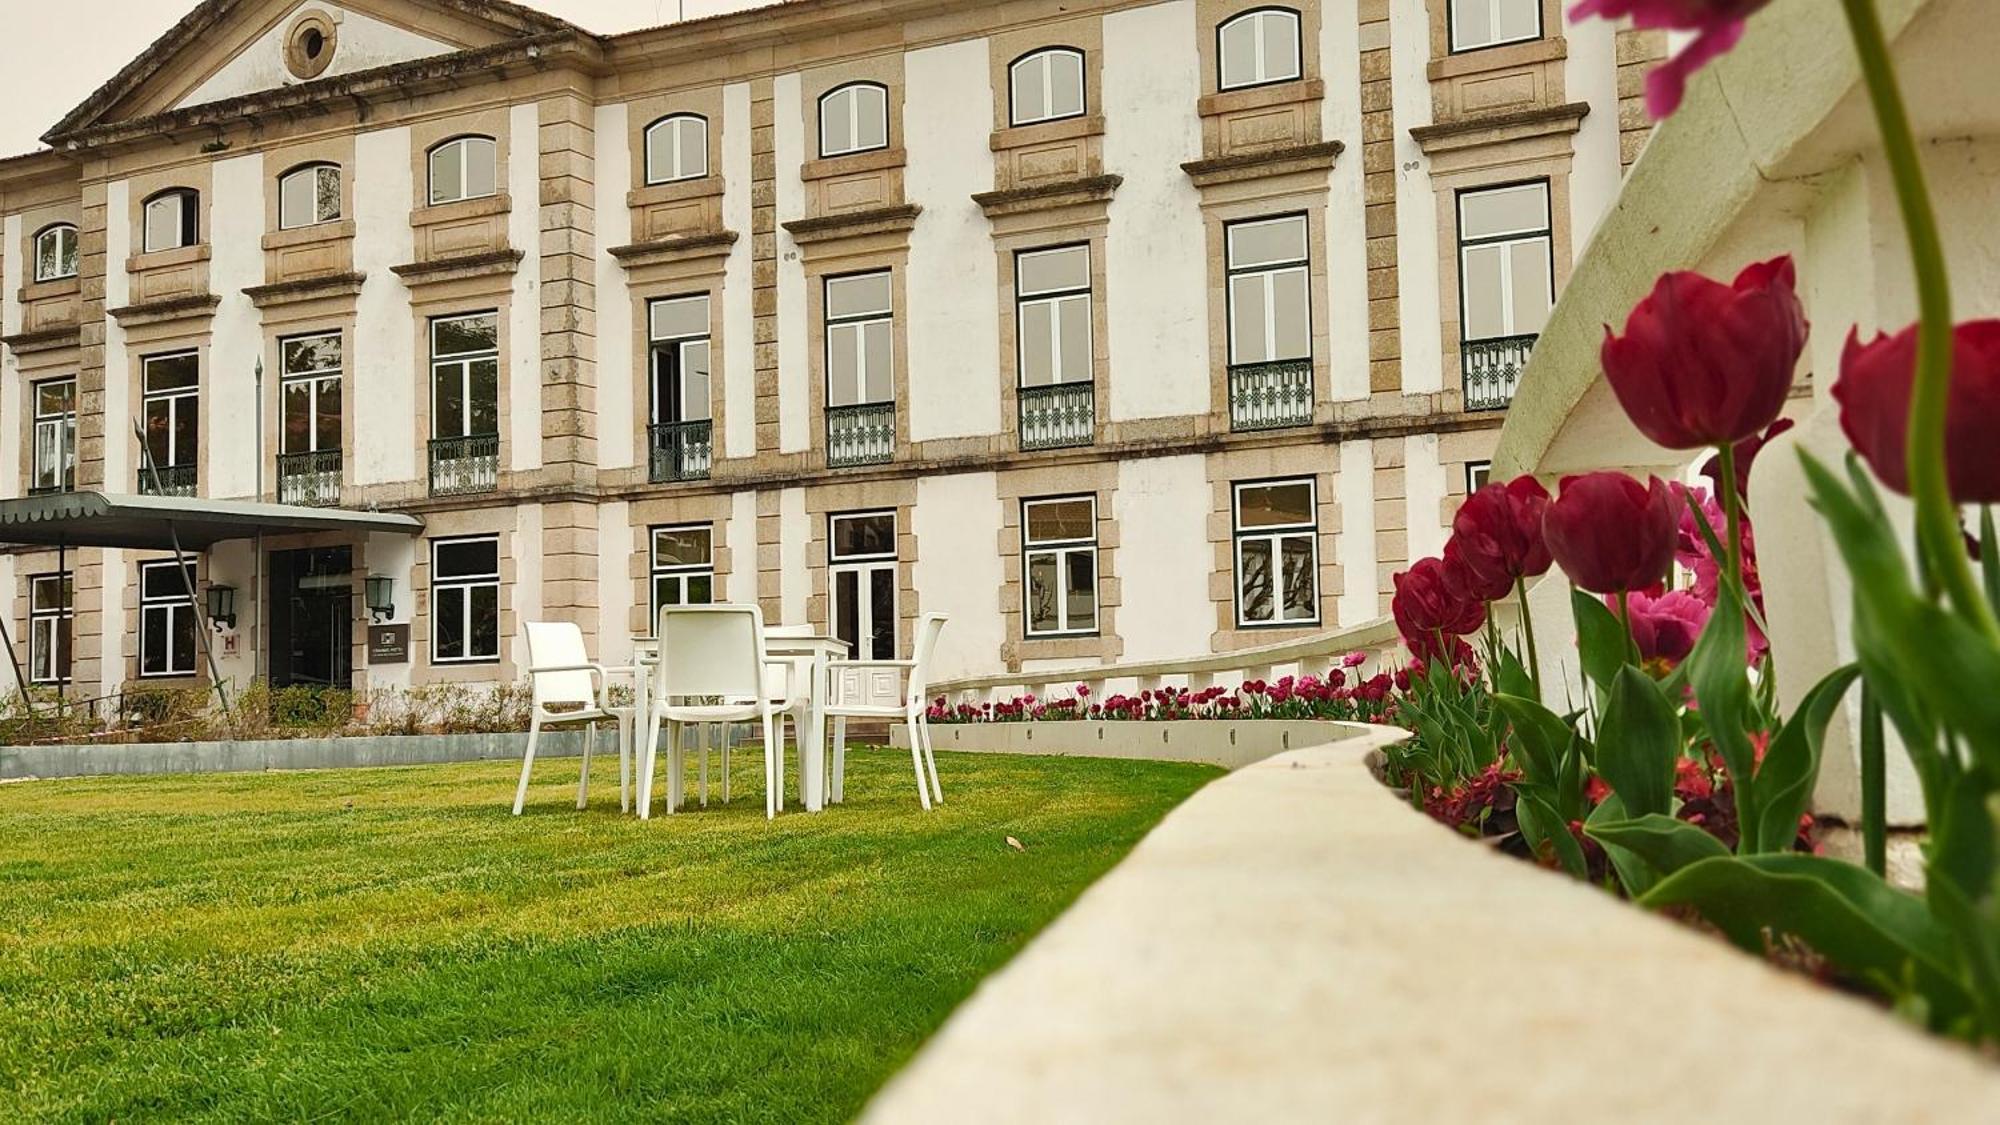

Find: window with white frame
1016;245;1092;387
1218;8;1302;91
430;313;499;441
427;136;497;206
1449;0;1542;52
431;536;500;664
142;188;199;253
650;525;715;629
30;377;75;494
33;224;77;282
830;511;898;661
28;574;72;686
1226;214;1312;366
644;115;708;184
1466;460;1493;493
1009;48;1086;125
278;163;342;229
1457;181;1555;342
138;559;197;678
281;332;342;457
1233;478;1319;627
824;271;894;407
141;352;200;474
649;295;712;426
819;83;889;158
1022;497;1098;637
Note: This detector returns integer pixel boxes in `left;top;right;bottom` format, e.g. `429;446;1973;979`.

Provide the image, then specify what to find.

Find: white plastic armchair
642;604;786;820
515;621;635;815
825;613;949;810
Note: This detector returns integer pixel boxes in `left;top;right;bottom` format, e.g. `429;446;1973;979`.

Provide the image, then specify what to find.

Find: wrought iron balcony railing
1462;334;1537;411
648;420;714;483
429;433;499;497
278;449;343;508
1018;382;1095;451
137;463;197;497
1228;358;1315;431
826;402;895;468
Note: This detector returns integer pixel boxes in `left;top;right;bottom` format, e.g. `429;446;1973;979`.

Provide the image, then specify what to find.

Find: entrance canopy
0;492;424;551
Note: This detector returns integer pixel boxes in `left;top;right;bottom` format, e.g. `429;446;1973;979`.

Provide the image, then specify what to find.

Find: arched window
278;162;342;229
428;136;498;206
1009;48;1086;126
818;82;889;158
1217;8;1303;91
644;115;709;185
142;188;200;253
32;223;78;282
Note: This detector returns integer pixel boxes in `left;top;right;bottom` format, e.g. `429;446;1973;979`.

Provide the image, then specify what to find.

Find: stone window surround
1198;187;1335;432
1195;0;1323;97
248;528;375;692
987;17;1105;137
260;137;357;280
12;551;76;687
14;343;80;495
408;277;517;503
989;205;1111;453
411;509;519;685
122;317;212;496
796;235;913;471
1424;0;1570;126
407;110;514;262
260;301;358;503
1431;0;1563;64
1204;445;1342;651
624;492;736;639
798;55;909;220
123;164;213;304
626;87;725;193
123;552;209;687
997;463;1122;669
14;201;84;313
805;480;919;660
620;253;732;492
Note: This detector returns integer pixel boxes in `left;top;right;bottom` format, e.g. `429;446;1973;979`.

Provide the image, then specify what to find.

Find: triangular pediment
48;0;578;141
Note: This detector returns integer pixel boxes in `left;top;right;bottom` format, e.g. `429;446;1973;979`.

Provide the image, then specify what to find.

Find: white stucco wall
1104;1;1209;422
1322;2;1372;403
1338;438;1378;624
1112;453;1212;660
1390;0;1443;395
594;102;636;472
207;539;255;687
773;73;809;454
364;530;417;693
779;485;808;625
911;472;1003;681
1403;432;1446;563
507;103;542;474
726;489;758;606
101;546;126;698
1563;10;1622;257
0;213;20;500
352;126;416;486
904;38;1002;442
721;82;757;461
177;4;458;111
206;153;264;500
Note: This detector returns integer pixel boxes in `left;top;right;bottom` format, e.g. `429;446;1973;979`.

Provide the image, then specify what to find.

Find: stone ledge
782;204;923;245
608;230;739;269
243;271;367;309
1410;101;1591;154
1180;140;1344;188
390;249;525;287
865;728;2000;1123
106;293;221;327
971;175;1122;219
0;323;82;354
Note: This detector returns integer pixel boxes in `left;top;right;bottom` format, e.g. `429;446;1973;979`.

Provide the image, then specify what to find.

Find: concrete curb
0;729;612;782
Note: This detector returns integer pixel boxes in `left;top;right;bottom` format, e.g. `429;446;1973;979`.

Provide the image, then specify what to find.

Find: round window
284;14;338;80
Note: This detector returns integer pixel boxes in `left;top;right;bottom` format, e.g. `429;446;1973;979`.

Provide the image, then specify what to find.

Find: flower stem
1617;588;1635;664
1839;0;2000;643
1515;576;1543;701
1717;443;1745;608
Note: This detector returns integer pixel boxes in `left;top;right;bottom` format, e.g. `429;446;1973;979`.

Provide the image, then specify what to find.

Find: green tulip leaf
1927;872;2000;1041
1641;854;1973;1025
1685;574;1757;844
1586;812;1730;882
1495;694;1571;789
1749;663;1860;854
1981;507;1999;614
1595;665;1681;819
1517;792;1587;880
1571;588;1629;697
1585;796;1663;898
1494;645;1537;702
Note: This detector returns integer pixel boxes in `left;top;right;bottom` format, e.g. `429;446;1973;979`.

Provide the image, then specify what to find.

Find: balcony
138;464;197;497
1228;359;1314;431
278;450;343;508
648;420;714;484
429;434;499;497
827;403;895;468
1018;383;1095;451
1461;334;1536;411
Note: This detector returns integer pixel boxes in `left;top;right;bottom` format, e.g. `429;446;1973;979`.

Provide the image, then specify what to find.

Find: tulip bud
1543;472;1679;595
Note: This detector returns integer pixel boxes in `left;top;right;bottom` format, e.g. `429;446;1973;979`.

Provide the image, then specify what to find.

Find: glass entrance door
829;511;897;661
269;547;354;689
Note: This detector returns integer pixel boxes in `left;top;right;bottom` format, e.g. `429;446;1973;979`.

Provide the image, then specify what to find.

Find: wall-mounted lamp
365;574;396;623
206;584;237;632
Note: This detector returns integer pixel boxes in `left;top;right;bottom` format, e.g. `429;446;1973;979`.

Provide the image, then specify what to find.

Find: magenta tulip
1618;588;1711;668
1833;320;2000;504
1599;256;1806;451
1451;476;1553;592
1543;472;1679;595
1569;0;1775;117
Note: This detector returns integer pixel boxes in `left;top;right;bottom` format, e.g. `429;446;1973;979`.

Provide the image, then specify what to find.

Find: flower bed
928;655;1395;727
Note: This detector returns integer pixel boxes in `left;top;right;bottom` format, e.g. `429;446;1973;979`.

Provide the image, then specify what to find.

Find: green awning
0;492;425;551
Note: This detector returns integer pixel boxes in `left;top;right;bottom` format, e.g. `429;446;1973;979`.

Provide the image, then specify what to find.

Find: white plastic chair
693;629;812;809
826;613;948;810
514;621;634;815
640;604;785;820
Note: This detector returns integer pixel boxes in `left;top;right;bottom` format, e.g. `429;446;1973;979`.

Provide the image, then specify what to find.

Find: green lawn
0;747;1216;1123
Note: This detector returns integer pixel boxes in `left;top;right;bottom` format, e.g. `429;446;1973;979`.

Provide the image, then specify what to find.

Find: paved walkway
865;730;2000;1123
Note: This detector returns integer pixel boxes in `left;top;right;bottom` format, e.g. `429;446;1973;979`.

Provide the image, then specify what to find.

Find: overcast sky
0;0;774;157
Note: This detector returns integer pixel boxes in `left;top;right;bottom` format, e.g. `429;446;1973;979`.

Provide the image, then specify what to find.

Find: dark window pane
316;378;342;451
470;585;499;658
142;607;168;674
653;527;711;569
434;538;498;579
141;563;193;602
1282;535;1316;620
1236;481;1315;530
686;574;712;605
832;513;896;560
868;567;896;659
433;363;465;438
171;607;195;673
432;314;498;357
434;587;464;660
145;354;200;391
1026;552;1058;634
1240;540;1274;623
282;381;313;455
1066;551;1097;631
469;359;499;434
834;570;859;655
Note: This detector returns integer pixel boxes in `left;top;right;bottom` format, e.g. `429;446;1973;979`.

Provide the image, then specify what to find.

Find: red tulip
1393;557;1486;660
1543;472;1679;595
1599;256;1806;450
1451;476;1553;594
1832;320;2000;504
1569;0;1774;117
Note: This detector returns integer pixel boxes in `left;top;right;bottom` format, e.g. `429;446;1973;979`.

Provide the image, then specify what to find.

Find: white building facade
0;0;1657;703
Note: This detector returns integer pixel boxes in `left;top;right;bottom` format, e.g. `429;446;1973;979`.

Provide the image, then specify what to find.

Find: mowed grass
0;747;1216;1123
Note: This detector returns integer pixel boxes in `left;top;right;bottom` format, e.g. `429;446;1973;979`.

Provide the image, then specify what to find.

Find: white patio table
631;628;851;813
